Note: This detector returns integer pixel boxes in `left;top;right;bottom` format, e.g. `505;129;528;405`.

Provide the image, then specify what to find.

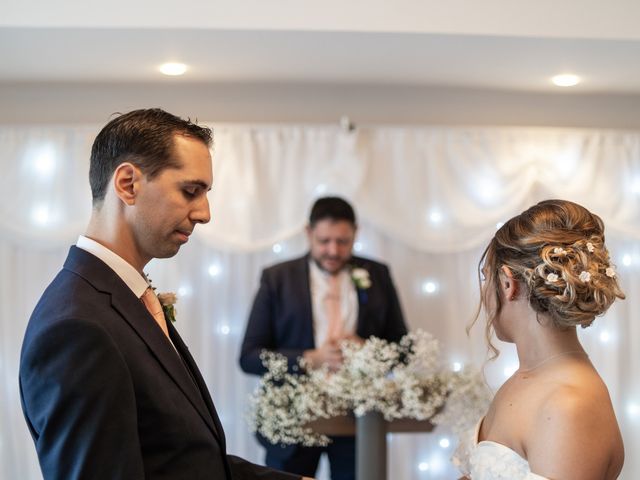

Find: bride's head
475;199;624;354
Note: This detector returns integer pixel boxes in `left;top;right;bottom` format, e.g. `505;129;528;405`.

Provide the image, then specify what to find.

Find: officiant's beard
312;255;351;275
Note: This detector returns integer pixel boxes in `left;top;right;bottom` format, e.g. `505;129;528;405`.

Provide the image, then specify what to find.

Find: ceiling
2;0;640;93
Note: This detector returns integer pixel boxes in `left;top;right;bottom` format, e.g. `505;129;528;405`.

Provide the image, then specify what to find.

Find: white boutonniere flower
351;267;371;289
157;292;178;323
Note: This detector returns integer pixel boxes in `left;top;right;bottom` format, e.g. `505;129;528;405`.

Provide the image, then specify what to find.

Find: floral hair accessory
605;267;616;278
546;273;559;283
579;271;591;283
351;267;372;289
553;247;567;256
157;292;178;323
586;242;595;253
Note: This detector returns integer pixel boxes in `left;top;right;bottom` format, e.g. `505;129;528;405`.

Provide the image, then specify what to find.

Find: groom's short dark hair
89;108;212;205
309;197;356;227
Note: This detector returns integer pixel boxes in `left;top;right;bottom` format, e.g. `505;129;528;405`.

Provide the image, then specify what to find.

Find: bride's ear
499;265;518;301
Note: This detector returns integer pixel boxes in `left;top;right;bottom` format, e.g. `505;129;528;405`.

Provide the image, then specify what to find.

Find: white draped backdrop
1;124;639;479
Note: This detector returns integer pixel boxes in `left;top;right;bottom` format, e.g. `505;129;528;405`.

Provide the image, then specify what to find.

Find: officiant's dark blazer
240;254;407;376
20;246;300;480
239;255;407;460
239;255;407;459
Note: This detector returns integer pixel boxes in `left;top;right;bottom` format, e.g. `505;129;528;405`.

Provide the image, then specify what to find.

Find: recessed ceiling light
159;62;187;76
551;74;580;87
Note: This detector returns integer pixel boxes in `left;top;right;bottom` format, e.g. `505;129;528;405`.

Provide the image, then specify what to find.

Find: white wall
3;82;640;128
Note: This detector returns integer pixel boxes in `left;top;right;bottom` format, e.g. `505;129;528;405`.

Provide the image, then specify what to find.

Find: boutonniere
351;267;372;290
157;292;178;323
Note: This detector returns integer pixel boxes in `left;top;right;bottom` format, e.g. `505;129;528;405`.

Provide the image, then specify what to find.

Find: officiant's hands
303;335;365;372
303;341;343;371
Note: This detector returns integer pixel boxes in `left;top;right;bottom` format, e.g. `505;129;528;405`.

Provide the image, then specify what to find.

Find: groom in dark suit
19;108;308;480
239;197;407;480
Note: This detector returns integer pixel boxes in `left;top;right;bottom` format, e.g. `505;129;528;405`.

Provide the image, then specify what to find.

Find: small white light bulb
552;74;580;87
422;281;438;294
314;183;327;194
32;206;50;225
159;62;187;76
34;150;55;176
429;209;443;224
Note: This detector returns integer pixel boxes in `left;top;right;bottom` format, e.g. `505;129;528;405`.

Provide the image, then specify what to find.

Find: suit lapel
298;256;315;347
64;247;220;442
110;291;221;441
168;323;227;448
351;258;368;331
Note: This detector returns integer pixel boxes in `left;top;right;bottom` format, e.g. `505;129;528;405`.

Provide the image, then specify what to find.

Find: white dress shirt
76;235;150;297
76;235;177;349
309;260;358;346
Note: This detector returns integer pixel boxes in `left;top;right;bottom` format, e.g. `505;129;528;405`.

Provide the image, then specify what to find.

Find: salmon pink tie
325;274;344;342
141;287;170;338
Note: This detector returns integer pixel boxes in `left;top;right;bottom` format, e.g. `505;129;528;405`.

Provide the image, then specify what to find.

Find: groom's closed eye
180;180;211;198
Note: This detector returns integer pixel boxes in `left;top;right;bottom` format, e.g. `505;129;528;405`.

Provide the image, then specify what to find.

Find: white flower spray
247;330;491;446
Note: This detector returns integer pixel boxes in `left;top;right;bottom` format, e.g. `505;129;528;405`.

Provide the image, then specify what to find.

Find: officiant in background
239;196;408;479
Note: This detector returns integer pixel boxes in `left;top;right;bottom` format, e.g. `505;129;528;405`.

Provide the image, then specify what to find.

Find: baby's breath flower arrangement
247;330;491;446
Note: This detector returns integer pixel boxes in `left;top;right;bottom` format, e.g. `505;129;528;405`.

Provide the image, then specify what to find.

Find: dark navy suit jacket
20;246;299;480
239;255;407;458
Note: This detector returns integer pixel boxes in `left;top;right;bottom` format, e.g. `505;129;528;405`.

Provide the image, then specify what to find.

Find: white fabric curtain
1;124;639;479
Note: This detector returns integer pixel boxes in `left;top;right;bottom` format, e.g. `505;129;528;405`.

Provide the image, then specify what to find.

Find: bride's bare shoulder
526;375;623;480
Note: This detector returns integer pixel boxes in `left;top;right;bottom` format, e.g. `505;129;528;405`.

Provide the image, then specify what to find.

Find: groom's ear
113;162;141;206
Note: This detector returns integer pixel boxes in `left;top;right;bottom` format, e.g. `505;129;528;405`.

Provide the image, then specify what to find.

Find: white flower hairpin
553;247;568;256
586;242;595;253
605;267;616;278
546;273;559;283
579;271;591;283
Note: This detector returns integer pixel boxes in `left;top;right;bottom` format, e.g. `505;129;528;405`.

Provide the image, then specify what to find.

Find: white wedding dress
452;419;549;480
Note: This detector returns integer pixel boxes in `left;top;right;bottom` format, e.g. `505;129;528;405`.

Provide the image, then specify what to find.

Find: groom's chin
155;245;182;259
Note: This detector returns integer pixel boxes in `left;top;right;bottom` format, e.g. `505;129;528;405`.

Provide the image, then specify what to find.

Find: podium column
356;411;387;480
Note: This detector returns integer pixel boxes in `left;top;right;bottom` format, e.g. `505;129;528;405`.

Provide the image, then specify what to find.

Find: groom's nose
191;195;211;225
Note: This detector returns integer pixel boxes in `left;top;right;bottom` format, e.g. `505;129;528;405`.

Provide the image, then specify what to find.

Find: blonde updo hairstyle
476;200;625;355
